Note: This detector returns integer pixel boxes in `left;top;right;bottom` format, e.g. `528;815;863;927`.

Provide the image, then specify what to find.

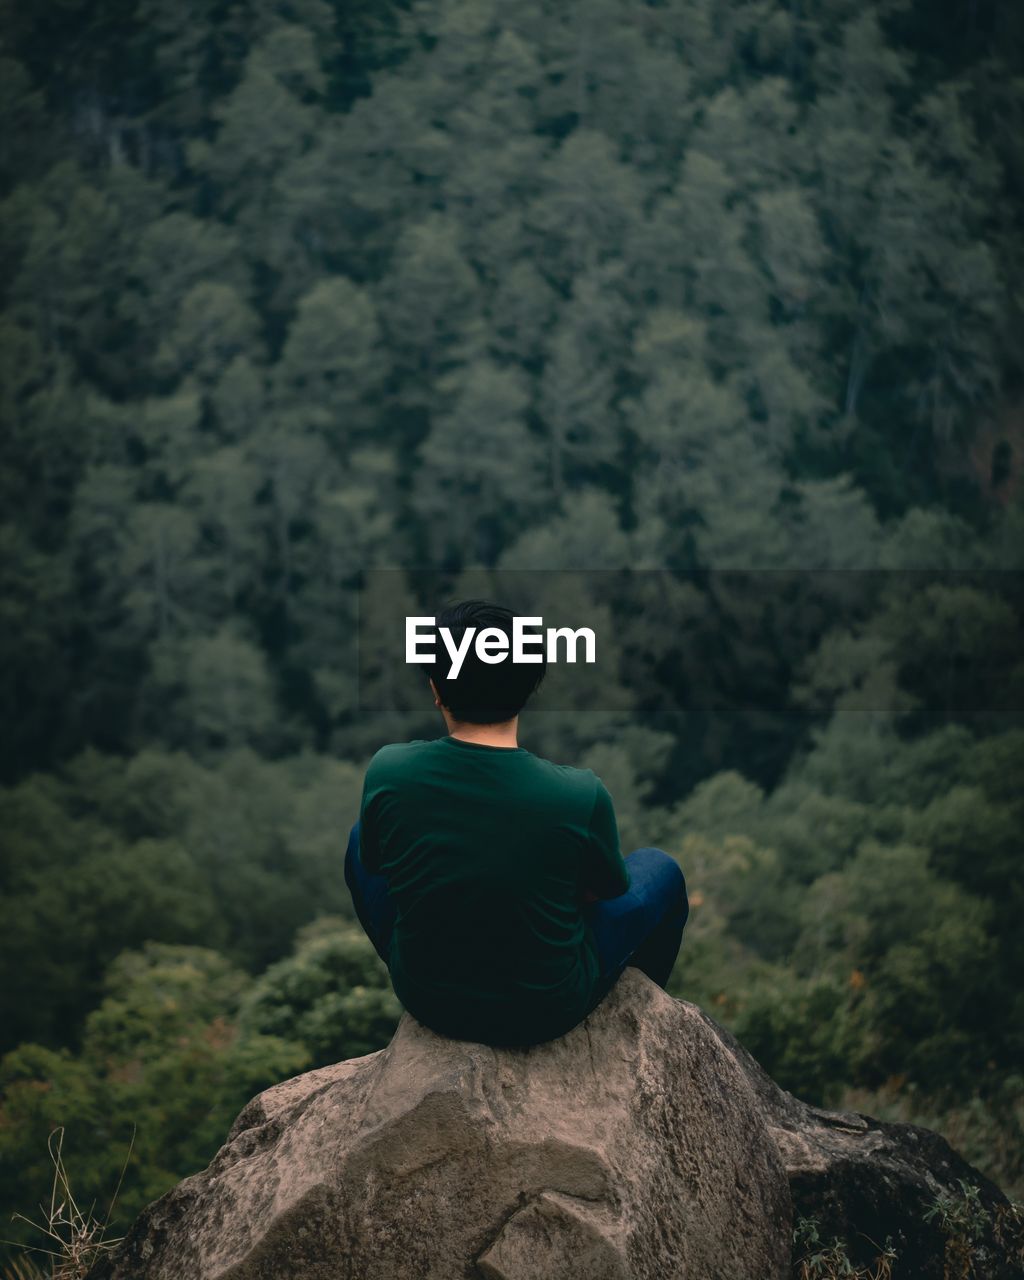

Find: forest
1;0;1023;1266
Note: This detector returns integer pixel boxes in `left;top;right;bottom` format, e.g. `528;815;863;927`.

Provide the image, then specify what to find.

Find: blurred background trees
1;0;1023;1255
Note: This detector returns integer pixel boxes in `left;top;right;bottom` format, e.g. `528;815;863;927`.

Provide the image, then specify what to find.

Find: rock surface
708;1016;1022;1279
88;970;1020;1280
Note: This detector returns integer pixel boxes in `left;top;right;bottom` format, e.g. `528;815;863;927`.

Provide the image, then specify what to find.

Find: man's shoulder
366;738;437;778
526;752;603;802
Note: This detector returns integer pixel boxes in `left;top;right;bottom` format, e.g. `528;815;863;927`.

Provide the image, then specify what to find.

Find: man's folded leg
585;847;689;1001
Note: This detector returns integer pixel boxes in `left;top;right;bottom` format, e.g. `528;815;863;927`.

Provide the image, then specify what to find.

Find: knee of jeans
631;847;687;899
664;854;687;905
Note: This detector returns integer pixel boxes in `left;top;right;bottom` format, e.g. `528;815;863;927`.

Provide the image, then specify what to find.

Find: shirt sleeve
358;765;384;875
584;778;631;899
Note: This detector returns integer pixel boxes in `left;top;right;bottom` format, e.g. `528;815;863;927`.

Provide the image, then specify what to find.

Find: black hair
430;599;546;724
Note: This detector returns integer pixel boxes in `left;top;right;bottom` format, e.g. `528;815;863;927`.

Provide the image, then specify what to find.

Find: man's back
359;735;630;1045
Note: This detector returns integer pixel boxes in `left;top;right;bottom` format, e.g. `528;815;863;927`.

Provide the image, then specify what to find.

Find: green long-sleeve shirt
358;735;631;1046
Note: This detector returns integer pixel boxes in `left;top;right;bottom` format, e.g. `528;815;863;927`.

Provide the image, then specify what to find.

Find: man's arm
582;778;630;902
358;767;384;875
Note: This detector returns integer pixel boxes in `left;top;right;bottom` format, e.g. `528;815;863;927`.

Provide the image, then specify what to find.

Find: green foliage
0;924;398;1254
924;1180;989;1244
0;945;308;1250
2;0;1019;776
238;918;402;1067
666;725;1024;1121
0;750;364;1050
923;1181;995;1280
793;1214;897;1279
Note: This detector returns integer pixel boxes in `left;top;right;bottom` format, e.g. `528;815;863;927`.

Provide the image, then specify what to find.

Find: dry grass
992;1202;1024;1273
795;1245;896;1280
793;1216;897;1280
1;1127;132;1280
1;1256;48;1280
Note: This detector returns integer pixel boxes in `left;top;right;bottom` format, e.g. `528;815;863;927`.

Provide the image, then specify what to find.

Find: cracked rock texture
87;970;1019;1280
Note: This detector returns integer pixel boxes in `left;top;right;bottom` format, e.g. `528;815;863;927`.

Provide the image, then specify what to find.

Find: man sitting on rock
345;599;689;1047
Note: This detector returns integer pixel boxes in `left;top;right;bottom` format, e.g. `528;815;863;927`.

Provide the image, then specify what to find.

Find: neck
445;715;520;748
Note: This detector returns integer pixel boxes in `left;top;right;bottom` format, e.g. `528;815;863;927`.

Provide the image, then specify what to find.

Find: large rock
90;972;790;1279
88;971;1020;1280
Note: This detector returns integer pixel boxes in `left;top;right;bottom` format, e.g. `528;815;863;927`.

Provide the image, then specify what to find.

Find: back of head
431;599;546;724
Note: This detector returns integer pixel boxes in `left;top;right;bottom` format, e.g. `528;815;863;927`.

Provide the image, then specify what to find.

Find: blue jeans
344;822;688;1008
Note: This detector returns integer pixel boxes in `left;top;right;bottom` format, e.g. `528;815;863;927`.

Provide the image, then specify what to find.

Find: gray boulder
90;972;790;1279
88;970;1020;1279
